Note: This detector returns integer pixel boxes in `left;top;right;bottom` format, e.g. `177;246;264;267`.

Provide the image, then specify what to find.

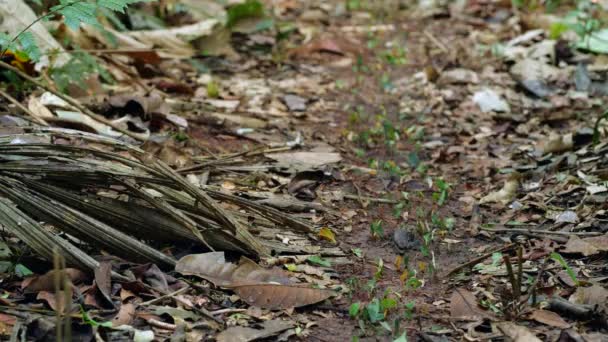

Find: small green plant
551;252;579;286
0;1;149;92
432;178;451;206
370;220;384;239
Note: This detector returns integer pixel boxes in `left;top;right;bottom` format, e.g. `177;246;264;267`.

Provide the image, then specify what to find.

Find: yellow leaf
394;255;403;271
318;227;336;244
400;270;408;283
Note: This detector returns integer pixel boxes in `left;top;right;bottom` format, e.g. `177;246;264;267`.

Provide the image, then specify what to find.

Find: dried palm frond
0;127;318;275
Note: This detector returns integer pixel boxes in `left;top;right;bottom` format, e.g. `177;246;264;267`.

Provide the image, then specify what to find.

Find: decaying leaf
539;133;573;154
528;309;570;329
569;284;608;308
318;227;336;244
480;175;520;205
563;235;600;256
449;288;487;319
112;303;136;327
175;252;333;309
216;319;293;342
22;268;88;292
266;152;342;171
496;322;542;342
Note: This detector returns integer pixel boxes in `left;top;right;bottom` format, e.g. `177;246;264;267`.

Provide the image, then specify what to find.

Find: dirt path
1;0;607;340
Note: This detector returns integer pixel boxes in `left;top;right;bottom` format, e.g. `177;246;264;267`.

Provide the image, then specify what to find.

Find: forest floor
0;0;607;341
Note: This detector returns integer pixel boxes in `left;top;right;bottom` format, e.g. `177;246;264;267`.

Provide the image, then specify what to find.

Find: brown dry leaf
449;288;485;319
539;133;574;154
112;303;136;327
569;284;608;308
581;233;608;252
124;20;219;59
176;252;333;309
235;284;333;310
37;291;70;313
22;269;88;293
94;262;114;308
480;176;519;205
496;322;542;342
528;309;570;329
216;319;294;342
563;235;600;256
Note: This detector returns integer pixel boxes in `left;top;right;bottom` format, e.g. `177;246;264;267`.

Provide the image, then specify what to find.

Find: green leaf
380;297;397;311
379;321;392;332
351;248;363;258
15;264;33;277
80;305;112;327
349;302;361;318
306;255;331;267
17;32;41;61
227;0;264;27
550;252;579;286
577;29;608;54
393;332;408;342
53;1;100;30
364;298;384;323
50;52;113;92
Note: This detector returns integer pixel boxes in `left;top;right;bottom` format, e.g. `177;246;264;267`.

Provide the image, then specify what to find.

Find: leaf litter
0;0;607;340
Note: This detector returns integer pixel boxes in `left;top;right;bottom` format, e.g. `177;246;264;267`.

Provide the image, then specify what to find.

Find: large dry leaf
449;288;486;319
22;269;88;292
216;319;293;342
563;235;600;256
528;309;570;329
569;284;608;308
176;252;333;309
234;284;333;310
125;20;219;58
496;322;542;342
266;152;342;170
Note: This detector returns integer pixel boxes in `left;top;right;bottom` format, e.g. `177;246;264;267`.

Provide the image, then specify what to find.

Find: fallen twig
0;60;145;141
481;227;602;237
139;286;190;307
445;243;515;277
0;88;48;125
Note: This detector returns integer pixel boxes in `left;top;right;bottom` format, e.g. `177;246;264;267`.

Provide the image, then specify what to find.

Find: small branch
481;227;602;237
0;89;48;125
0;60;146;142
139;286;190;306
519;257;548;309
423;30;449;54
445;243;515;277
344;194;398;204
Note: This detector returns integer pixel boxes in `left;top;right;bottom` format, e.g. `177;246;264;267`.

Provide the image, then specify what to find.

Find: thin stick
481;227;602;237
139;286;190;306
344;194;398;204
423;30;449;54
0;89;48;125
0;60;146;142
519;257;548;309
445;243;515;277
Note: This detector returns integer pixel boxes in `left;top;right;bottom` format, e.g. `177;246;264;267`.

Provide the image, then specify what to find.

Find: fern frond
51;0;99;30
17;32;41;61
98;0;148;13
